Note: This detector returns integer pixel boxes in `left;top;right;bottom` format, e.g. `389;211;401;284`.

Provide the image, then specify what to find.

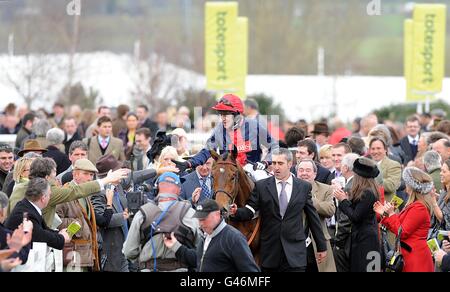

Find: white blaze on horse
209;150;265;263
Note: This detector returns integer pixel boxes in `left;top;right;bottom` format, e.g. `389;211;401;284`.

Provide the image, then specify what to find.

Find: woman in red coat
374;167;434;272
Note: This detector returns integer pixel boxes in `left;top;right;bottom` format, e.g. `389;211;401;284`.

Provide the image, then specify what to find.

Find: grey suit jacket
180;171;213;203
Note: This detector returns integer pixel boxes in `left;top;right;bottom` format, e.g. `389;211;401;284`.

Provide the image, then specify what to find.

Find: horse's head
210;148;240;214
210;148;254;216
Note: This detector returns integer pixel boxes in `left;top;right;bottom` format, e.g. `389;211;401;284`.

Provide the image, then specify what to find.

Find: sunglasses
0;145;13;152
218;98;233;107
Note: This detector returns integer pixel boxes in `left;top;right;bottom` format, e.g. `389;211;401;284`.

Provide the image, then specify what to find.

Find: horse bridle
213;161;239;215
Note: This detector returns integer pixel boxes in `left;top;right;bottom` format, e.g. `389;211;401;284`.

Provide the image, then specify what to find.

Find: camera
105;184;115;191
147;131;179;162
126;186;147;217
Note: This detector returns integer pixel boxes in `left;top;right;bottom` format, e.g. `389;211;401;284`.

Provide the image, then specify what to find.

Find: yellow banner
411;4;446;95
205;2;238;92
405;19;424;102
404;19;413;83
234;17;248;99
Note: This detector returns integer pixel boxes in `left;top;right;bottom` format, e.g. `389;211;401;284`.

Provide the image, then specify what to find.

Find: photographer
164;199;259;272
123;172;200;272
90;154;177;272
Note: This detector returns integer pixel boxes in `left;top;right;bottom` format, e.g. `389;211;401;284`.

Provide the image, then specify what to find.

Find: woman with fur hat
374;167;434;272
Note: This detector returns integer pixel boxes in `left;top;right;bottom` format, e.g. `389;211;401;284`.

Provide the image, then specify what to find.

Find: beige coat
378;156;402;246
83;136;126;165
378;157;402;203
56;182;99;270
310;181;337;272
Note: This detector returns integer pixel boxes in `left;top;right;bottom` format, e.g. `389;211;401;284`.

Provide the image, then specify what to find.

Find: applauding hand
333;188;348;202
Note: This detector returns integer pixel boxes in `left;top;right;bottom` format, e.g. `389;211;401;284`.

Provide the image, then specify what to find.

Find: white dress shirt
407;135;419;145
28;200;42;216
275;174;294;203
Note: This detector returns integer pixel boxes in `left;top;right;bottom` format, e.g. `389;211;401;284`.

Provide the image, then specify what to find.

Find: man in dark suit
63;117;82;155
91;156;130;272
136;105;159;140
132;128;152;171
230;148;327;272
399;115;421;165
5;178;70;250
180;157;214;204
0;191;32;267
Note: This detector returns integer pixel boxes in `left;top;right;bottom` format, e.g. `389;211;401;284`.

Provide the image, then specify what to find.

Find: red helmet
211;94;244;114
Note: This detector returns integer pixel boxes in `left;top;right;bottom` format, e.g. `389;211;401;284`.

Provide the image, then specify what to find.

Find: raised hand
59;229;71;243
333;188;348;202
253;161;268;171
123;208;130;220
171;159;191;173
157;166;180;175
316;251;327;265
192;187;202;204
373;201;385;216
163;232;178;249
384;202;395;216
442;240;450;253
1;257;22;272
103;168;130;185
229;204;238;216
6;225;31;252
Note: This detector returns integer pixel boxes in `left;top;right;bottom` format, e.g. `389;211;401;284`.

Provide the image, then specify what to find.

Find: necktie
201;177;211;201
279;181;288;218
101;138;108;149
114;191;128;238
412;139;417;146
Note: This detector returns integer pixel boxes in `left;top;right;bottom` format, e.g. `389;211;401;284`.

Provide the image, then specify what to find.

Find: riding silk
230;128;249;166
189;118;279;168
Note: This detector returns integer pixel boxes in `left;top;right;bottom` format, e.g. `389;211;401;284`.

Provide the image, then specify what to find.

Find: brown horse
209;150;260;262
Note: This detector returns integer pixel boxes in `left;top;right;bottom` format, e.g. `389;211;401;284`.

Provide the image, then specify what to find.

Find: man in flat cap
56;159;102;272
164;199;260;272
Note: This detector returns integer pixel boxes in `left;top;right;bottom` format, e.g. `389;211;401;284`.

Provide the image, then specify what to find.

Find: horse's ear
230;145;238;162
209;149;220;161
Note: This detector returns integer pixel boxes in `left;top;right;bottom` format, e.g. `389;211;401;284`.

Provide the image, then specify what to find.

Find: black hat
96;154;123;178
353;157;380;179
193;199;220;219
311;122;329;135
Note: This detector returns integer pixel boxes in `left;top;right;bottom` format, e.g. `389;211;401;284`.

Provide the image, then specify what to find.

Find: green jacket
379;157;402;202
8;180;101;228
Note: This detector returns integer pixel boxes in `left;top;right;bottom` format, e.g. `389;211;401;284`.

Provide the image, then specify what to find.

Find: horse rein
213;160;261;247
213;161;239;214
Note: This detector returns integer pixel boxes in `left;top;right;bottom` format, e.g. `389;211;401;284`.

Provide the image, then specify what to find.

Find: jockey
173;94;279;171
